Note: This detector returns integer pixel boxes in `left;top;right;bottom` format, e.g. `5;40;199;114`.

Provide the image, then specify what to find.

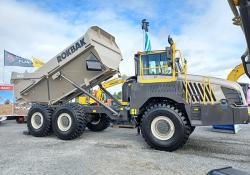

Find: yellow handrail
202;78;206;104
184;63;189;103
172;42;176;80
139;54;143;76
208;78;214;104
184;76;214;105
175;49;185;74
142;65;168;70
202;77;214;105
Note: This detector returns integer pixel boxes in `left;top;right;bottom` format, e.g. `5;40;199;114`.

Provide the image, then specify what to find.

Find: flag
141;19;151;52
4;50;33;67
144;32;151;52
32;57;45;68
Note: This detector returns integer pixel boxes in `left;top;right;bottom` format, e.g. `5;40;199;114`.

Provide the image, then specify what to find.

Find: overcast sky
0;0;248;84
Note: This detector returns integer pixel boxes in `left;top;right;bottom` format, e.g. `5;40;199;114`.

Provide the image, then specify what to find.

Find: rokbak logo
57;38;86;63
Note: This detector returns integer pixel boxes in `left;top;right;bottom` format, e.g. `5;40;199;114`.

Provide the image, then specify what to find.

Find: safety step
112;124;136;129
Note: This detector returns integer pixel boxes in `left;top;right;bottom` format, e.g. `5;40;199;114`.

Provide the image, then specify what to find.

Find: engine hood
178;74;247;105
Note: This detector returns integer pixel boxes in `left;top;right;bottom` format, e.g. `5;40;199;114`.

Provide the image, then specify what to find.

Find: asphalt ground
0;120;250;175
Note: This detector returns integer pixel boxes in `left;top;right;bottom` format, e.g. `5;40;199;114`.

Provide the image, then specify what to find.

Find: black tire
87;113;110;132
141;103;191;151
27;104;53;137
52;104;87;140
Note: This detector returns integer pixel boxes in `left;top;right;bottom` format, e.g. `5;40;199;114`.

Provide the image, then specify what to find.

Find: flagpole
143;30;145;51
3;66;5;84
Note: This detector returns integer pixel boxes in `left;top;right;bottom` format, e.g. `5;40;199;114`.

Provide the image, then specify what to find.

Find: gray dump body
11;26;122;104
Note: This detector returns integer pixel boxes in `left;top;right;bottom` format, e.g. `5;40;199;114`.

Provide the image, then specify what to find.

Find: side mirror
241;52;250;79
184;58;187;64
168;35;174;46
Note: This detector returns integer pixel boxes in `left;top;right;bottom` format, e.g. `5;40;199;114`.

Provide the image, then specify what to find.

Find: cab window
141;53;172;75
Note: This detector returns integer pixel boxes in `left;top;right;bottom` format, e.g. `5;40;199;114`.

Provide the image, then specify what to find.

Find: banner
0;85;29;117
4;50;33;67
32;57;45;68
0;85;14;116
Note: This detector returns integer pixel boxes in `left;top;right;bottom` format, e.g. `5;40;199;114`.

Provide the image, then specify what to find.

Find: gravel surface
0;120;250;175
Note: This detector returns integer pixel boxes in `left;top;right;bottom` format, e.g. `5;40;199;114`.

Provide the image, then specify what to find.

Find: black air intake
182;82;216;103
221;87;243;105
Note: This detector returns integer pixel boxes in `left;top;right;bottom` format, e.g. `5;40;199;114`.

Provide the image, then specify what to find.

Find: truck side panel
127;80;249;126
129;81;185;114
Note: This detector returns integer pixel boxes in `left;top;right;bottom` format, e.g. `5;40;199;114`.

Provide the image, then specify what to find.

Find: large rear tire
87;113;110;132
52;104;87;140
27;104;53;137
141;103;191;151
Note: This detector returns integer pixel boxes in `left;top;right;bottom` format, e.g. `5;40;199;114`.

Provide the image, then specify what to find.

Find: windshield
141;53;172;75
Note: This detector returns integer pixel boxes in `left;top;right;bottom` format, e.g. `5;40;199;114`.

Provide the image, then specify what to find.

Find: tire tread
141;102;191;151
53;103;87;140
27;104;53;137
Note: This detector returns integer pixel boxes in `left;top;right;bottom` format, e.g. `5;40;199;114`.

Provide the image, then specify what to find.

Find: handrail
142;65;168;70
175;49;185;74
184;61;189;103
208;78;214;104
184;76;214;105
202;78;206;104
202;77;214;105
141;66;172;75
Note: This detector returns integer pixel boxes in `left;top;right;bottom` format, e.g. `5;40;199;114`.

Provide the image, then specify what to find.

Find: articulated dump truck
11;26;250;151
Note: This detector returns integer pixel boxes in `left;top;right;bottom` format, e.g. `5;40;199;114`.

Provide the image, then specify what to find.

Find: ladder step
112;124;136;129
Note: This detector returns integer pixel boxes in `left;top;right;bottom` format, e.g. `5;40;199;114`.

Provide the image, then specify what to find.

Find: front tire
52;104;87;140
141;103;191;151
87;113;110;132
27;104;53;137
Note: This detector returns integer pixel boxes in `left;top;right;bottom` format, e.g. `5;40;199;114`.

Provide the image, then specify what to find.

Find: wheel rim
57;113;72;132
151;116;175;140
31;112;44;129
